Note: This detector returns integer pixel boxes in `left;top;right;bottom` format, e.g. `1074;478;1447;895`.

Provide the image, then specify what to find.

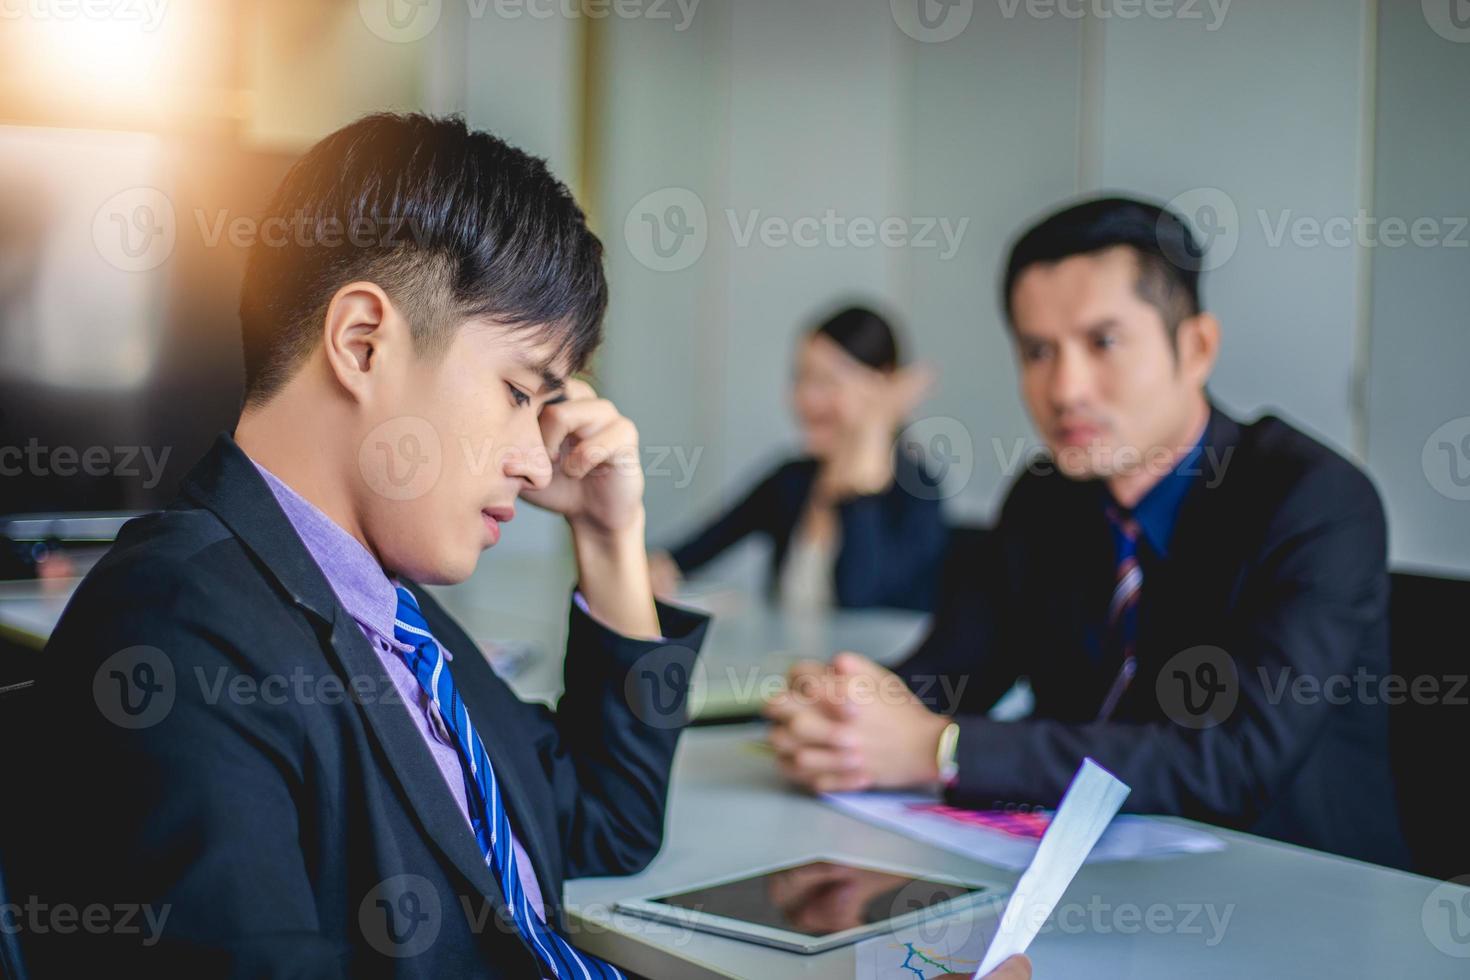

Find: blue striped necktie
392;586;622;979
1096;506;1143;721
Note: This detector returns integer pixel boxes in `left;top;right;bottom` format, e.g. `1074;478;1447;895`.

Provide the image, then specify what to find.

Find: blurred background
0;0;1466;583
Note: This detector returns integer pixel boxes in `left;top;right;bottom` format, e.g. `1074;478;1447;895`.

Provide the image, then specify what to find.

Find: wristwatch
936;720;961;786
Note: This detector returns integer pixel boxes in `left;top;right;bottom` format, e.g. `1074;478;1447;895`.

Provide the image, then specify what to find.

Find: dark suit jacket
897;408;1409;866
5;436;709;977
668;453;949;611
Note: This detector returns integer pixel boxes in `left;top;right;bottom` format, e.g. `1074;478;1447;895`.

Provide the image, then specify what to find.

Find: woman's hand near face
649;549;683;600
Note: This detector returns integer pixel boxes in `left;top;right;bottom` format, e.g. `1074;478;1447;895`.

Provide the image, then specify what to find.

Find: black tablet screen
650;860;985;937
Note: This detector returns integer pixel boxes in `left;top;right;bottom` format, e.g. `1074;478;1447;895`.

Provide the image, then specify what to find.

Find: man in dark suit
764;196;1408;867
5;113;708;977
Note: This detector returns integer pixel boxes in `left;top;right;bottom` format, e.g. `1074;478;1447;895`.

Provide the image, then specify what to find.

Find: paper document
822;791;1221;872
972;759;1129;976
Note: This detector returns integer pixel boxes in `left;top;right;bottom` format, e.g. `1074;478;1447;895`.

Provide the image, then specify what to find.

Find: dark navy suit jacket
899;408;1409;866
668;452;949;611
5;436;709;977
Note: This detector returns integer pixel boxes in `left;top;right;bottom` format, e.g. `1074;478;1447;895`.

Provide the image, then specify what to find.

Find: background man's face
1009;246;1204;483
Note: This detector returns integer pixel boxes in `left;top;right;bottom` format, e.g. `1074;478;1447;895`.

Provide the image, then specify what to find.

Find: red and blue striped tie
1096;506;1143;721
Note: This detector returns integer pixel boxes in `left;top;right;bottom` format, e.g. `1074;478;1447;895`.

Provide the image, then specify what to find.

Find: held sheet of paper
972;758;1131;976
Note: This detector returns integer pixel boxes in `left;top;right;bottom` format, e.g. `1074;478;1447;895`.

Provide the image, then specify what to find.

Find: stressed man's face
1009;246;1212;491
353;317;566;585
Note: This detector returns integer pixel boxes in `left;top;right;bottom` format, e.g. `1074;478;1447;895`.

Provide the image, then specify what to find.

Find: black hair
1001;196;1203;339
811;306;902;373
239;112;607;403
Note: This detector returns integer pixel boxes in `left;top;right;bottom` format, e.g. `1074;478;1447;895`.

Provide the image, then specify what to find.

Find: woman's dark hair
810;306;902;373
238;112;606;404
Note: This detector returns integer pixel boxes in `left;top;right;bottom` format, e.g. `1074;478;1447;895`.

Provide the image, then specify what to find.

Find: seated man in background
765;196;1408;867
7;112;708;976
650;306;949;612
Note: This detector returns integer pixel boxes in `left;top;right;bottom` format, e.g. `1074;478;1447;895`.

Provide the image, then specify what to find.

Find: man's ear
1175;311;1220;389
321;281;408;402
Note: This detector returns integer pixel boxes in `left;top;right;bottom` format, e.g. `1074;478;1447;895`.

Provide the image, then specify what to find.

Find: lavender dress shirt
251;461;548;919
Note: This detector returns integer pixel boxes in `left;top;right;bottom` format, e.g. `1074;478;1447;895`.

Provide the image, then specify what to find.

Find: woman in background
650;306;949;612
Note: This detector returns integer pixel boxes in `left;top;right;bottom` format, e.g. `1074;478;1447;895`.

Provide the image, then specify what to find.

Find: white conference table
6;554;1467;977
564;724;1470;979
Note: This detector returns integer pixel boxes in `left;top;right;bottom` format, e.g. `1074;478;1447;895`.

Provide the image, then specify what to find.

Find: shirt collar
1107;421;1209;559
249;460;404;647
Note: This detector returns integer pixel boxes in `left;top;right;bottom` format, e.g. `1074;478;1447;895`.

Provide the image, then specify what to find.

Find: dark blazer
667;452;949;611
897;408;1410;867
4;436;709;977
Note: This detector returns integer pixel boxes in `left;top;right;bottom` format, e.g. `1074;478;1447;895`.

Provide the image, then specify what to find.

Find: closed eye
506;382;532;408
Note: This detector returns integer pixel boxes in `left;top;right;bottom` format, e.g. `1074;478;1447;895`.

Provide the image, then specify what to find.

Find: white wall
447;0;1468;575
1087;0;1374;457
1366;1;1470;575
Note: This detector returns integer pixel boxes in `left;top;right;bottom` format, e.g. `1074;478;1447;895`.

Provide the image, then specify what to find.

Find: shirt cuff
572;589;670;643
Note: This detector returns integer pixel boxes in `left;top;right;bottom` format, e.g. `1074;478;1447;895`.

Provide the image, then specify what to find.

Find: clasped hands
762;651;953;793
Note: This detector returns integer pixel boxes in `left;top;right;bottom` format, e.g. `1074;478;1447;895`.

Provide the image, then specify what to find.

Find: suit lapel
179;435;515;913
